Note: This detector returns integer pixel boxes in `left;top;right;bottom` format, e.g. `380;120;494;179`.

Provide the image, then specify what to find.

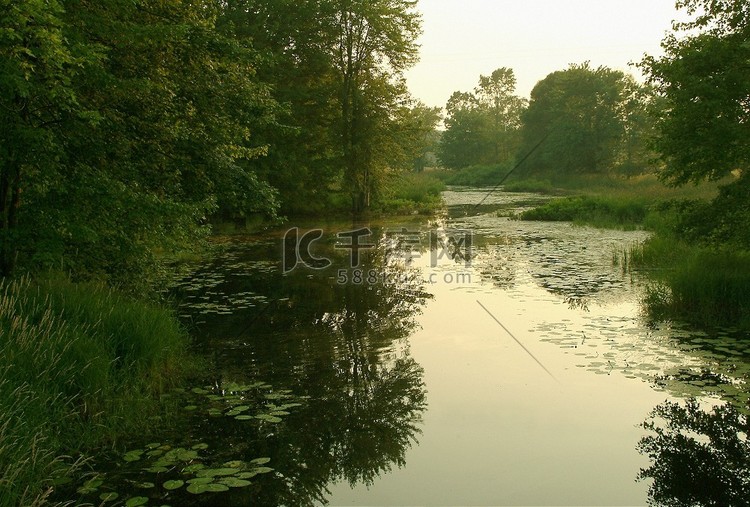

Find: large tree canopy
219;0;425;214
641;0;750;185
0;0;429;282
518;62;653;177
1;0;280;284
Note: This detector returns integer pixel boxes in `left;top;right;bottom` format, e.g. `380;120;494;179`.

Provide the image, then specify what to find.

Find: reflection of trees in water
637;399;750;506
187;236;430;506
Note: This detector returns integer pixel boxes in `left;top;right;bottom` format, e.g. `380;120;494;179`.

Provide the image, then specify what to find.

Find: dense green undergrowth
375;172;445;214
632;239;750;330
0;277;194;506
519;195;650;229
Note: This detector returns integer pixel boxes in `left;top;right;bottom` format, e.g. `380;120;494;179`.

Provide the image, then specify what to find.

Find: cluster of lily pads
71;380;308;505
75;441;273;505
183;381;307;423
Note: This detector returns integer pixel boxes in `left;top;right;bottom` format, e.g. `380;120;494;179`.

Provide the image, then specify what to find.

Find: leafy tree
474;68;527;163
1;0;279;285
439;91;488;169
519;62;652;177
641;0;750;185
397;102;442;172
219;0;423;214
0;0;89;276
218;0;344;215
332;0;422;213
639;0;750;249
439;68;526;169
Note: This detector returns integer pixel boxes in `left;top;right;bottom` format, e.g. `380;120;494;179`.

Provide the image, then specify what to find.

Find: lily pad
252;466;274;474
99;492;119;501
218;477;252;488
124;451;144;462
163;480;184;491
223;460;244;468
187;477;214;485
182;463;207;473
125;497;149;507
77;478;104;494
196;467;240;478
146;442;161;449
234;415;254;421
186;482;230;494
250;457;271;465
136;482;155;489
191;443;209;450
236;471;259;479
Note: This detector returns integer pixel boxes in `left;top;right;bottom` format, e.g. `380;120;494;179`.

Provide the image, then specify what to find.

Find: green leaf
196;467;240;478
125;497;149;507
99;492;119;501
124;450;144;462
182;463;206;473
186;482;230;494
250;457;271;465
163;480;184;490
186;477;214;485
218;477;252;488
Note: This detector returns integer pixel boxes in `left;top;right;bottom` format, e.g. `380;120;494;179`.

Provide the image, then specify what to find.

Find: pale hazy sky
405;0;687;108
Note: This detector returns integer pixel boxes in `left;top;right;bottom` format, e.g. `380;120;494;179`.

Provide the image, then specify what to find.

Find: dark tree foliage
642;1;750;185
219;0;426;215
1;0;427;284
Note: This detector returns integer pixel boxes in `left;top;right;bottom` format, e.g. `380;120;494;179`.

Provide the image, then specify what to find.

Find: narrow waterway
77;187;750;506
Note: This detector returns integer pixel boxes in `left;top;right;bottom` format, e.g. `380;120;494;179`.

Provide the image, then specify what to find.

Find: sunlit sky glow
405;0;688;108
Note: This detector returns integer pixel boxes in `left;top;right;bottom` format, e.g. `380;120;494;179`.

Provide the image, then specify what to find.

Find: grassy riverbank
633;240;750;329
0;276;195;506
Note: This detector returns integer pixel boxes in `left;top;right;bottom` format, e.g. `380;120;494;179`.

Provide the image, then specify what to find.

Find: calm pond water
72;187;750;506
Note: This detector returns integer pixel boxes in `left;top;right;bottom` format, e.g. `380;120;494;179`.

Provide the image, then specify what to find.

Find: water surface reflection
169;234;429;505
165;187;750;506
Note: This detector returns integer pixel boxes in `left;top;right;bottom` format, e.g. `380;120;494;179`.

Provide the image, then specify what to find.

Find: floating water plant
67;378;305;504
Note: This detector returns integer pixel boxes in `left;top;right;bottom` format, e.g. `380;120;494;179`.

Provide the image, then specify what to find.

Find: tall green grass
0;276;192;506
431;164;509;187
632;241;750;329
377;172;446;214
519;195;650;229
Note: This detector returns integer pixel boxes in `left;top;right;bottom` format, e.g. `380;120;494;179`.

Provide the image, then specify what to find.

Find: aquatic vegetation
65;380;307;505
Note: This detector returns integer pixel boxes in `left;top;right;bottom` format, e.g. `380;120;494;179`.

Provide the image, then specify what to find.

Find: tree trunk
0;157;21;277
